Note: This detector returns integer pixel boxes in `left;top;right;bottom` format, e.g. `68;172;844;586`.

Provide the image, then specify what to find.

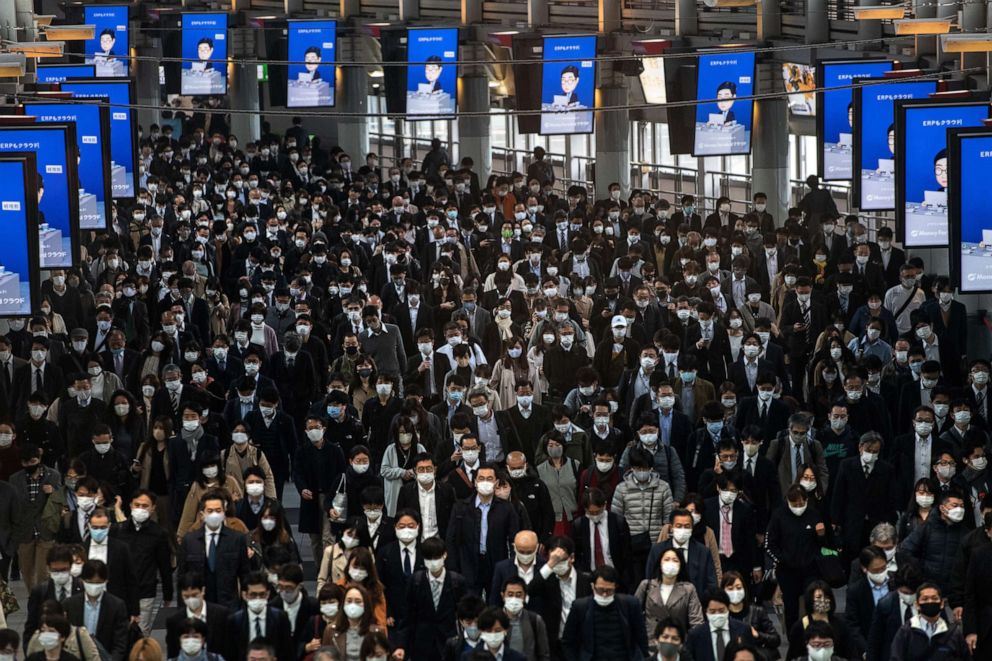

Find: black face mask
918;602;942;618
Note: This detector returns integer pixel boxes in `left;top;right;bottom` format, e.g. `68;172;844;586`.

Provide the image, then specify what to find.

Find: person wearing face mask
764;413;828;497
700;474;760;587
843;546;894;658
487;530;545;608
828;431;899;565
963;358;992;426
6;443;59;589
294;413;348;564
23;548;89;654
62;559;130;659
243;389;297;501
225;572;294;661
560;565;650;660
113;490;174;635
883;263;926;336
920;276;968;384
683;590;752;661
76;426;133;507
613;447;675;585
570;487;632;588
890;583;969;661
445;465;520;594
667;194;702;233
766;485;830;630
56;373;109;461
636;547;704;639
177;490;252;610
271;563;320;658
177;452;243;539
900;491;970;594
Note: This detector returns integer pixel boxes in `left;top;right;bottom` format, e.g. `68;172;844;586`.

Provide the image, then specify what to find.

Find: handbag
328;474;347;523
0;576;18;615
815;547;846;588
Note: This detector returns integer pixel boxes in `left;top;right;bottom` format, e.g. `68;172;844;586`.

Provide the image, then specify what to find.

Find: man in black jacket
830;432;899;563
177;488;251;609
561;565;649;660
845;546;889;658
396;453;456;541
505;451;555;542
63;559;130;661
571;488;632;588
166;571;232;658
225;572;294;661
86;507;139;618
399;536;469;660
445;464;520;594
115;490;173;634
495;381;553;464
23;544;81;651
271;563;319;660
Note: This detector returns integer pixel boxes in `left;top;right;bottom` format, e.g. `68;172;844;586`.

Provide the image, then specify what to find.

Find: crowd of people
0;114;986;661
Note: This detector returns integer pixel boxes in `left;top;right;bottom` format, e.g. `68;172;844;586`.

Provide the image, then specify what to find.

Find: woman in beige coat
489;337;541;409
176;453;243;539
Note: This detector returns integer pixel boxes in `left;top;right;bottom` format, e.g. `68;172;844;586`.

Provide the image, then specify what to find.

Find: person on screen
559;65;581;107
887;123;896;155
96;29;116;60
711;81;737;124
933;148;948;192
423;55;444;93
300;46;322;82
848;102;854;129
192;37;215;72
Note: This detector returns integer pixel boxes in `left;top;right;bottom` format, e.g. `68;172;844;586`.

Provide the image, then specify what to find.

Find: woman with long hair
176;451;243;538
635;547;704;635
335;548;387;628
320;583;386;661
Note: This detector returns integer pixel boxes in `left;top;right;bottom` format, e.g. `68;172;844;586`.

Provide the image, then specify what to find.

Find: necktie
794;445;803;478
287;357;294;368
720;507;734;557
668;362;677;380
403;548;412;576
171;390;179;412
34;368;43;393
593;522;605;569
759;402;767;422
904;605;913;623
58;586;66;602
864;463;871;479
115;353;123;378
255;616;263;639
716;629;726;659
207;532;217;571
746;458;754;475
560;230;566;248
802;305;811;342
431;578;442;608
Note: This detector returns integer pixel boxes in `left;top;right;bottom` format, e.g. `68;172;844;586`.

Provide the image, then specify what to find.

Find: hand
386;617;395;627
130;616;140;625
752;568;763;583
441;301;455;310
814;522;826;535
301;489;314;500
305;640;321;653
696;339;708;350
41;484;54;494
451;448;462;463
794;322;806;332
418;360;431;373
713;456;723;474
967;633;977;652
547;547;569;568
579;405;590;413
403;469;414;480
953;607;963;622
751;626;759;638
391;650;405;661
329;508;341;520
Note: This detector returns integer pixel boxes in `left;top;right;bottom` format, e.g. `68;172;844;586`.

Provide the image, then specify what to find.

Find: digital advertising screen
853;78;937;211
896;100;989;248
692;51;755;156
949;129;992;293
0;124;79;268
36;65;95;84
639;57;667;105
287;20;336;108
817;59;892;180
782;63;815;116
83;5;129;77
181;12;228;96
406;28;457;117
60;78;137;199
23;101;113;231
0;154;40;317
539;35;596;135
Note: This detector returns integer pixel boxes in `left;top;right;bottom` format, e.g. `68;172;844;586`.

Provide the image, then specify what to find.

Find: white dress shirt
88;540;108;564
418;484;439;540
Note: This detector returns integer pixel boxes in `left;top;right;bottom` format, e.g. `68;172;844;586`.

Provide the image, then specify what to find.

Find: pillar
0;0;17;44
336;40;369;161
757;0;781;41
751;98;790;225
594;85;630;199
528;0;549;26
961;0;985;69
599;0;621;34
805;0;828;44
462;0;482;24
134;47;161;130
399;0;420;21
341;0;361;17
230;62;261;142
458;74;492;184
857;0;882;42
285;0;303;13
675;0;697;36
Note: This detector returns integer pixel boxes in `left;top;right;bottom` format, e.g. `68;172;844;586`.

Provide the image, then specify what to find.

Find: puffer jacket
610;471;673;540
889;615;969;661
898;514;968;593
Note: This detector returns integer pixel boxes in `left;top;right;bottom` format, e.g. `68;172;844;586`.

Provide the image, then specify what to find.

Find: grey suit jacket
634;579;704;639
512;608;551;661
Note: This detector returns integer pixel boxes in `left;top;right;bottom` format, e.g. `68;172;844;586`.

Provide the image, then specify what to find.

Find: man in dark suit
666;195;703;234
270;563;318;660
462;607;527;661
13;336;64;412
645;509;718;598
571;487;633;589
169;400;221;507
737;426;782;534
561;565;649;660
152;365;201;426
684;591;753;661
265;339;318;428
728;334;775;398
226;572;293;661
844;546;890;657
391;285;436;360
868;564;924;661
779;276;828;392
535;536;591;658
703;474;760;584
764;414;830;496
245;390;298;499
445;465;520;594
85;507;139;617
487;530;545;610
204;338;243;393
376;510;423;639
23;544;81;650
166;571;232;658
100;330;142;391
177;488;251;609
396;454;456;541
400;536;468;660
830;432;899;562
63;559;130;661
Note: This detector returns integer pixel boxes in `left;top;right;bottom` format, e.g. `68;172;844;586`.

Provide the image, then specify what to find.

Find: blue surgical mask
327;405;342;418
706;421;724;436
90;527;109;543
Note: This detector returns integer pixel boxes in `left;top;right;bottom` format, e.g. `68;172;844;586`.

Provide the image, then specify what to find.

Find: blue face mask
463;302;476;312
706;421;724;436
683;206;694;215
327;405;342;418
449;390;463;403
90;527;109;543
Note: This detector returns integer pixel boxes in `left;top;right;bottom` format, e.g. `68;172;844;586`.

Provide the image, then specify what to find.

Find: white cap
611;315;628;328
